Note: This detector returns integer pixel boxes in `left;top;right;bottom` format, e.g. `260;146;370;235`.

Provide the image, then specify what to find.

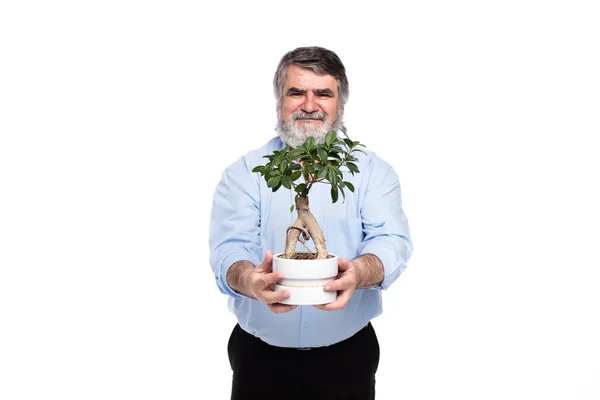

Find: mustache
292;111;327;121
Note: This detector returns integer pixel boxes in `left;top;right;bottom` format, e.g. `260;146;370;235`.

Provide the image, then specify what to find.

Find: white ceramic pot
272;253;338;305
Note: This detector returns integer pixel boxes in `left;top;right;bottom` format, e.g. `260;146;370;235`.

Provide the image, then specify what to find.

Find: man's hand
247;250;298;314
315;254;384;311
314;257;359;311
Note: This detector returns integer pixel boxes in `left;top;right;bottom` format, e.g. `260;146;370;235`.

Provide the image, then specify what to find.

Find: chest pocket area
324;217;364;260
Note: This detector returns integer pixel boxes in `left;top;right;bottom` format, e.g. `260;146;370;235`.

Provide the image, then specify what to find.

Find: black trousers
228;322;380;400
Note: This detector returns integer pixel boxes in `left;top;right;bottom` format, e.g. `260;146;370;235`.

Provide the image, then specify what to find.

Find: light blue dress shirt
209;136;412;348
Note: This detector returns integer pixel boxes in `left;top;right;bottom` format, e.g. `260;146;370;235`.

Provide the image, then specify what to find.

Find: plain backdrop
1;1;599;399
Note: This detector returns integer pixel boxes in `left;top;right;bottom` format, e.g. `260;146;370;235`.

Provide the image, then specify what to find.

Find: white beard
276;111;343;148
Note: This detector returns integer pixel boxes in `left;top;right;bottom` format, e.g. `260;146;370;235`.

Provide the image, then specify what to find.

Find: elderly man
209;46;412;399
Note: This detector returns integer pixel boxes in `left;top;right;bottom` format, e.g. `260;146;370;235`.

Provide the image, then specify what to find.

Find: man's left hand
314;258;358;311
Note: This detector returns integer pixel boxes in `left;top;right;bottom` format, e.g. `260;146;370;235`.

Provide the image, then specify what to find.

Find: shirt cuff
360;247;406;290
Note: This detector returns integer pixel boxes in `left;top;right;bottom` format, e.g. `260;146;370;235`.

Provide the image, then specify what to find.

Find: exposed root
286;226;314;258
286;225;310;240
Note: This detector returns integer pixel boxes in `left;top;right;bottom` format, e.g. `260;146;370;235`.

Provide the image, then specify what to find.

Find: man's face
280;65;340;133
276;65;342;148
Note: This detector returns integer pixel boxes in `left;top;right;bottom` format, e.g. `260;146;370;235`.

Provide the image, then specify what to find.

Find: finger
260;271;284;287
268;304;298;314
337;258;351;271
255;249;274;272
316;288;354;311
323;275;353;292
261;288;291;304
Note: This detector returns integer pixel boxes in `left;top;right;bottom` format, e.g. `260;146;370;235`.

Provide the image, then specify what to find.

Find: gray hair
273;46;349;115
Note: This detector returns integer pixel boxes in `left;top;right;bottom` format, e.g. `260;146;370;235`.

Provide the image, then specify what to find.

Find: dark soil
289;253;335;260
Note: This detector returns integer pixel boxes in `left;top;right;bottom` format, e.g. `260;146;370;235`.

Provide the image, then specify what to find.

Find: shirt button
304;322;309;328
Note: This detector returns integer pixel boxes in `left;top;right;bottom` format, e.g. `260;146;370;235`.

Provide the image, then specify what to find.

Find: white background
1;1;599;399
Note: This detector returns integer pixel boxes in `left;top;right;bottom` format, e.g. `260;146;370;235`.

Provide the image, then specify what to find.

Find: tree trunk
283;195;328;259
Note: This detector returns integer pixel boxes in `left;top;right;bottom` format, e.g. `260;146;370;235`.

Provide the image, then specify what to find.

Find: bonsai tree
252;129;366;260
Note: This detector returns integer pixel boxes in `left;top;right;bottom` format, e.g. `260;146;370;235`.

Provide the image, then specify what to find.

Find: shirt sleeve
358;155;413;290
209;156;263;299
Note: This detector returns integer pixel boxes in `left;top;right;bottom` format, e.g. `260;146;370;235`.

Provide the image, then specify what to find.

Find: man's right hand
247;250;297;314
227;250;297;314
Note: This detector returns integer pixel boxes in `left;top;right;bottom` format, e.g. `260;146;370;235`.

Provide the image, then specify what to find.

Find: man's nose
301;93;318;113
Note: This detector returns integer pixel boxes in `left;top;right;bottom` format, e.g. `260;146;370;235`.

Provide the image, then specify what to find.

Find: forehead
284;65;338;93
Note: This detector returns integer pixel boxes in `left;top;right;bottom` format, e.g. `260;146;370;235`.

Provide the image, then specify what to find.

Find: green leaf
317;166;328;180
290;204;294;213
272;182;282;192
346;162;359;174
328;152;342;161
252;165;265;173
304;136;315;151
330;187;339;203
343;138;353;148
328;166;338;187
281;176;292;189
290;163;302;170
325;131;337;147
344;181;355;192
267;176;280;188
289;148;305;160
332;166;342;178
318;147;328;162
290;171;302;181
295;183;307;194
339;185;346;202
